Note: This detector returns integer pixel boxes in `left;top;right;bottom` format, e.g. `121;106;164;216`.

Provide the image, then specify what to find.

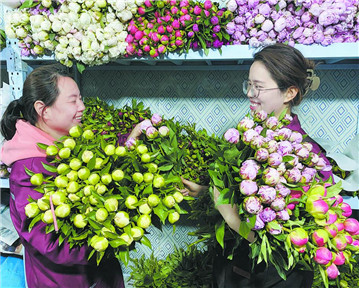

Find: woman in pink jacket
0;64;125;288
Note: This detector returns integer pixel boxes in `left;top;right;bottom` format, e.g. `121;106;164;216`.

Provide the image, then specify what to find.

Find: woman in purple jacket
181;44;333;288
0;64;125;288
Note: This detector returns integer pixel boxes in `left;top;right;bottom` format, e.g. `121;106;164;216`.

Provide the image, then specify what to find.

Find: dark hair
253;43;316;107
1;64;71;140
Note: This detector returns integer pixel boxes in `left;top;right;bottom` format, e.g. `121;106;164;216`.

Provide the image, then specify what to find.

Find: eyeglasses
242;80;282;98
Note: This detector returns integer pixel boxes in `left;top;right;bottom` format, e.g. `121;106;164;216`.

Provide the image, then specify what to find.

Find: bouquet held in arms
23;100;190;265
209;110;359;287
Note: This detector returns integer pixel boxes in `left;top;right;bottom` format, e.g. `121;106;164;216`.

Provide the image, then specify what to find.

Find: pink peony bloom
240;180;258;196
333;251;345;266
243;196;262;214
224;128;240;144
257;186;277;204
239;164;258;181
252;215;265;230
306;199;329;219
146;126;158;139
326;263;339;280
262;167;280;186
271;197;286;211
266;117;279;130
332;234;347;251
276;209;290;221
255;148;269;162
312;229;329;247
151;113;162;125
259;207;276;223
237;117;255;131
341;202;352;217
289;227;308;247
266;220;282;235
268;152;283;167
343;218;359;235
158;126;169;137
314;247;333;265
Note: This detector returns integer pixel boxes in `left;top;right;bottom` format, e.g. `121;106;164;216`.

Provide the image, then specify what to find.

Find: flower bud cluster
125;0;233;58
226;0;358;47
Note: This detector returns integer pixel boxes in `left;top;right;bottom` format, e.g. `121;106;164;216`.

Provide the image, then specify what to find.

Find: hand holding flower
180;177;208;197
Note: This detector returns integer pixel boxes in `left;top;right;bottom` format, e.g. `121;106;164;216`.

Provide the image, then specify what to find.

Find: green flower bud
30;173;44;186
67;181;80;193
125;195;138;209
78;167;90;180
90;235;108;252
82;150;94;163
54;175;68;188
112;169;124;181
172;191;184;203
168;211;180;224
132;172;144;184
88;173;100;185
55;204;71;218
147;163;158;173
95;208;108;222
131;226;144;241
104;144;116;156
66;170;78;182
83;185;94;196
143;172;154;183
138;202;152;215
37;196;50;211
57;163;70;175
137;214;151;229
68;193;81;202
119;233;133;246
46;145;59;156
51;191;67;205
73;214;87;228
69;125;82;138
153;175;165;188
163;195;175;208
94;158;104;170
115;146;126;157
69;158;82;171
101;173;112;185
25;202;40;218
141;153;151;163
58;147;71;159
82;129;94;140
89;195;99;205
147;194;160;207
114;211;130;228
104;198;118;212
63;138;76;150
136;144;148;155
95;183;107;195
41;210;54;224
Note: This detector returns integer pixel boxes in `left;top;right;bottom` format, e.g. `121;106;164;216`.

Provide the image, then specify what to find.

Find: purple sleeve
9;158;92;266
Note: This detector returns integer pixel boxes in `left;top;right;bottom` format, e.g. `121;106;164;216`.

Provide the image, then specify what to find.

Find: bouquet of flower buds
23;105;192;265
207;110;359;287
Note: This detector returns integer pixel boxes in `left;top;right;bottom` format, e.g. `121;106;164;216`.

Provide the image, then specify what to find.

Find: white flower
117;9;132;22
106;37;117;46
55;51;67;61
109;20;123;32
79;13;91;28
69;37;80;47
303;28;313;37
38;31;49;41
40;19;52;31
109;46;120;58
135;0;144;5
33;45;44;54
42;0;52;8
91;40;100;52
117;30;127;41
19;13;30;25
84;0;95;9
73;32;84;41
96;0;107;8
95;29;105;41
5;26;16;39
58;36;69;46
68;2;81;13
62;22;72;34
52;19;63;32
255;14;265;24
118;41;127;54
278;0;286;9
81;38;91;51
16;27;27;38
113;0;126;11
227;0;238;12
68;12;79;24
30;15;45;28
72;46;82;56
43;40;55;50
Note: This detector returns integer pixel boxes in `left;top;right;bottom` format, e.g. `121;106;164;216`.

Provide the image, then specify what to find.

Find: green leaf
117;250;130;266
42;162;57;173
215;219;225;249
37;143;48;150
325;181;342;198
28;214;42;232
153;202;168;224
24;166;35;177
239;215;255;239
140;235;152;249
76;63;86;74
87;155;96;171
158;164;174;171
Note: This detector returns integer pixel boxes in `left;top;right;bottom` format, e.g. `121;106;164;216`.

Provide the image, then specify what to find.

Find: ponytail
1;99;23;140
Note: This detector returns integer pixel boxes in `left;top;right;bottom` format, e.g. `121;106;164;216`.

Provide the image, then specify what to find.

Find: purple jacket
9;157;125;288
286;114;333;182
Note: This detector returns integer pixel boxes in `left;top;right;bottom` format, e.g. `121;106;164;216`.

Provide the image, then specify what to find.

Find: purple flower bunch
215;110;359;284
226;0;358;47
125;0;234;58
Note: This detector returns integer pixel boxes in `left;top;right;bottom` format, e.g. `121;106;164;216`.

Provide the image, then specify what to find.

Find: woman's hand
213;186;256;243
180;177;208;198
127;121;143;140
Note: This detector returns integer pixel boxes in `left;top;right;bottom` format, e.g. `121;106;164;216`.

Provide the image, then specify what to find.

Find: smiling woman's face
40;76;85;139
247;61;290;118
